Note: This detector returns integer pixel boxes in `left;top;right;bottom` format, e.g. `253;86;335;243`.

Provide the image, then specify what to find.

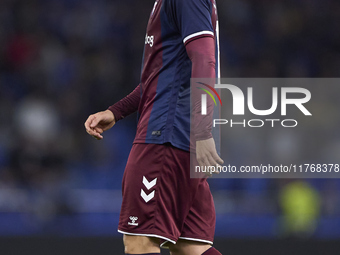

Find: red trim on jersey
184;34;214;47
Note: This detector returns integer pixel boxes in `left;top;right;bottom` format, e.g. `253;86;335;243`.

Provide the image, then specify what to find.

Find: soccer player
85;0;223;254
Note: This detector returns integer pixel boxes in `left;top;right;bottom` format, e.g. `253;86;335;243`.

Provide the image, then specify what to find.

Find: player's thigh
123;234;160;254
168;239;211;255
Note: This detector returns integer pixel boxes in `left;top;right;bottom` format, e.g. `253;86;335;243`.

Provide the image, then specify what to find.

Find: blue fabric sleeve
166;0;214;44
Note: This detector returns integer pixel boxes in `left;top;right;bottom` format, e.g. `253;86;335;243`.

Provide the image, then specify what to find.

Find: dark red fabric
202;247;222;255
118;143;215;246
108;84;141;122
186;36;216;78
186;36;216;141
184;34;214;47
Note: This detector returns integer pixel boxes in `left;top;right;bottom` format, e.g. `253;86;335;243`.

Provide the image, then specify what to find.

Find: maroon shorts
118;143;216;247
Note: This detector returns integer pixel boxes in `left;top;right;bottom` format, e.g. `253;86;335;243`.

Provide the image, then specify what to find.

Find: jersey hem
117;229;177;245
133;139;190;152
178;236;213;245
160;237;213;249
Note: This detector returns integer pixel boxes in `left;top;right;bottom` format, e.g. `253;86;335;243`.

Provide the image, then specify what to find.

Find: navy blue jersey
134;0;220;151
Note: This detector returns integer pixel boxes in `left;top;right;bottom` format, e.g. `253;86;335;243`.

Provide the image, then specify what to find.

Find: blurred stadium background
0;0;340;254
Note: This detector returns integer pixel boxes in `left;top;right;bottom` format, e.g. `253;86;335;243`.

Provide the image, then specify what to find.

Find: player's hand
196;138;224;176
84;110;115;140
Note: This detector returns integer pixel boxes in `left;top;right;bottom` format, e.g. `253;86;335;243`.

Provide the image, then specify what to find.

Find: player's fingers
87;128;98;137
197;152;218;176
91;130;103;140
206;155;220;174
196;155;205;167
85;115;96;133
197;152;210;166
93;134;103;140
86;127;95;137
85;115;106;140
90;115;101;128
95;127;104;134
200;156;213;177
211;150;224;165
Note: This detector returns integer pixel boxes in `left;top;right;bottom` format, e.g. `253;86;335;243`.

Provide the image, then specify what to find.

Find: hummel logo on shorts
128;216;139;226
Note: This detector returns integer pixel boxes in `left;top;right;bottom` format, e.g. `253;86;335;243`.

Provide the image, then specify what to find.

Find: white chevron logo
142;176;157;190
141;189;155;203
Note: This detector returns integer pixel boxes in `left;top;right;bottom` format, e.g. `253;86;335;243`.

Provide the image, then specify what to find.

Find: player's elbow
206;56;216;69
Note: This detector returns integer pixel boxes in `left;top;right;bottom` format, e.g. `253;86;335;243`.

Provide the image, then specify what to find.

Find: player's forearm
186;36;216;141
186;36;216;78
108;84;141;122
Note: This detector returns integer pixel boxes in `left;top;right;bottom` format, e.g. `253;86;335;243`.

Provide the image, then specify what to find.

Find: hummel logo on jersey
145;34;154;47
141;176;157;203
128;216;138;226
